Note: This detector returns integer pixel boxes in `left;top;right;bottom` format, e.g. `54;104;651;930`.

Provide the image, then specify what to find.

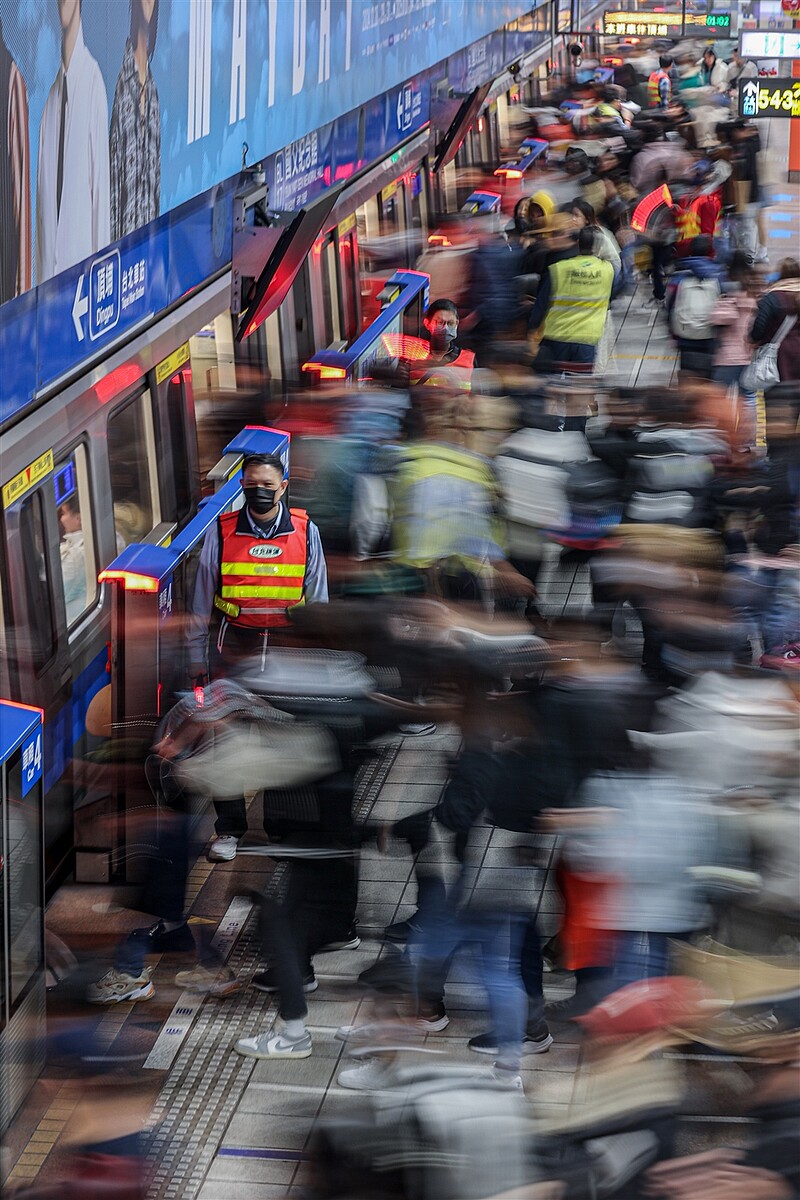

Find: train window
19;491;55;673
321;234;342;347
108;391;160;548
338;231;359;342
53;446;96;628
165;374;194;522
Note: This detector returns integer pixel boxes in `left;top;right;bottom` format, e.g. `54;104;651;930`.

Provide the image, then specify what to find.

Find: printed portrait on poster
35;0;110;283
0;15;31;301
109;0;160;241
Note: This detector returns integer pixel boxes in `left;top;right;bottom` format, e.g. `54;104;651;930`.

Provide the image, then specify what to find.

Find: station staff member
529;226;614;378
187;452;328;861
413;299;476;390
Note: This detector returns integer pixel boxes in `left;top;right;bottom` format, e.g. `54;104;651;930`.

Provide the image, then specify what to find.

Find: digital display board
603;11;681;37
739;77;800;118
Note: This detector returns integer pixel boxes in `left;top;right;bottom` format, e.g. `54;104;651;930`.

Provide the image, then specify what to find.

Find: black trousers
261;855;358;1020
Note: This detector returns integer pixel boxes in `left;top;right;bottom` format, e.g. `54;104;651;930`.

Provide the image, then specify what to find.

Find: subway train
0;92;527;894
0;5;610;897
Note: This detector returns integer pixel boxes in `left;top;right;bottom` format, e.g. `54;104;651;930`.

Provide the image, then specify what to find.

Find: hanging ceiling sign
739;77;800;118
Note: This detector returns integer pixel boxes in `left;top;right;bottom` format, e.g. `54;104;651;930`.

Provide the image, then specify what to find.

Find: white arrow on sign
743;80;758;96
72;272;88;341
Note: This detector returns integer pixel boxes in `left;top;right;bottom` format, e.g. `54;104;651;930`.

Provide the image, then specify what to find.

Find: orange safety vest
416;345;476;390
647;69;671;108
213;507;309;629
674;192;722;251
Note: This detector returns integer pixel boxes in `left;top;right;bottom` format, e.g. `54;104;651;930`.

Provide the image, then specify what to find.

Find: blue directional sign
30;184;233;398
21;726;43;797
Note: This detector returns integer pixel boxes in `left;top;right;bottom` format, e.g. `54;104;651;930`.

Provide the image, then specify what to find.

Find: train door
3;460;74;882
290;259;317;369
319;230;344;348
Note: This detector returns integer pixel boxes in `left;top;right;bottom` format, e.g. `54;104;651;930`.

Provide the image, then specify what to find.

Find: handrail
301;269;430;381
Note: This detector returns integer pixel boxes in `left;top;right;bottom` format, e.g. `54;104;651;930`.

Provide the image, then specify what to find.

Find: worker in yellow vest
187;451;328;861
529;226;614;379
648;56;673;110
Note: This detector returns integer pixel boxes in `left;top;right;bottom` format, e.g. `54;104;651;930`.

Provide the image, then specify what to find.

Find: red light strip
0;697;45;722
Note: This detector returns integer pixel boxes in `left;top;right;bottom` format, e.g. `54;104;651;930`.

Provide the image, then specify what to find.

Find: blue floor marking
218;1147;309;1161
768;212;795;222
769;230;794;239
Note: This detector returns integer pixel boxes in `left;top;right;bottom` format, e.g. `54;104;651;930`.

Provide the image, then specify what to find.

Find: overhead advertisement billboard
0;0;533;304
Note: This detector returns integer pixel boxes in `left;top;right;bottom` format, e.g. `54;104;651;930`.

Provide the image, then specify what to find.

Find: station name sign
739;77;800;119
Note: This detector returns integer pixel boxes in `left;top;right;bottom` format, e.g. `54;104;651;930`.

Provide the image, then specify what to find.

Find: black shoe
322;922;361;951
131;920;195;954
357;954;412;994
468;1023;553;1056
252;968;318;994
383;918;423;944
545;994;591;1022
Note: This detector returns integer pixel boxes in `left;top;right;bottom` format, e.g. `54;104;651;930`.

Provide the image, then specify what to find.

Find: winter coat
750;280;800;383
567;770;717;933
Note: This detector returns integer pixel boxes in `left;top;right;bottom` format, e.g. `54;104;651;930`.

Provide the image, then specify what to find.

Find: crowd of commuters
11;36;800;1200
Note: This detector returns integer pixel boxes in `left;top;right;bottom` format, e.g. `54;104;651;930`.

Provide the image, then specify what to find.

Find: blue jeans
613;930;690;990
412;904;528;1069
714;363;757;449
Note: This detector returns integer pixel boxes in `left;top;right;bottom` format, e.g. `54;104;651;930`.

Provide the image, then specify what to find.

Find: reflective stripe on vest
541;256;614;347
214;508;309;628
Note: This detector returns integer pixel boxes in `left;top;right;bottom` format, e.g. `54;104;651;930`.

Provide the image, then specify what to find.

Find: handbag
741;314;796;393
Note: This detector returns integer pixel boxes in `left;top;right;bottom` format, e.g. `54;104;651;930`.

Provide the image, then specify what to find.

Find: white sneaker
490;1065;524;1092
87;967;154;1004
335;1020;417;1045
234;1029;313;1059
174;963;241;997
208;835;239;862
337;1056;396;1091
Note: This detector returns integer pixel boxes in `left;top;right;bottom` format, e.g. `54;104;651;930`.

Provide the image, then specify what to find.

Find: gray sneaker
234;1029;312;1059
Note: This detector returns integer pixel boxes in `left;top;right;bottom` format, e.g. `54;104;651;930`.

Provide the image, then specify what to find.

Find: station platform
4;243;796;1198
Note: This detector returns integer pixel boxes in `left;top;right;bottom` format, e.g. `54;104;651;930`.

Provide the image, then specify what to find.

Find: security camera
569;42;583;58
509;62;521;77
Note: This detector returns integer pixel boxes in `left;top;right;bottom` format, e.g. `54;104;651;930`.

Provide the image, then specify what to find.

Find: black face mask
243;485;278;514
429;330;453;354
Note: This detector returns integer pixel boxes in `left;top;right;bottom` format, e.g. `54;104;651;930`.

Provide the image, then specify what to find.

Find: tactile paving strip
144;741;400;1199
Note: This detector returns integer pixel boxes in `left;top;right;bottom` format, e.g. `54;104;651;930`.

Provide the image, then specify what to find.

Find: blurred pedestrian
711;251;760;450
750;258;800;389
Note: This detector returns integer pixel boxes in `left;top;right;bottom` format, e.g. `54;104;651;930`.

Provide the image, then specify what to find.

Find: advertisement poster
0;0;534;305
